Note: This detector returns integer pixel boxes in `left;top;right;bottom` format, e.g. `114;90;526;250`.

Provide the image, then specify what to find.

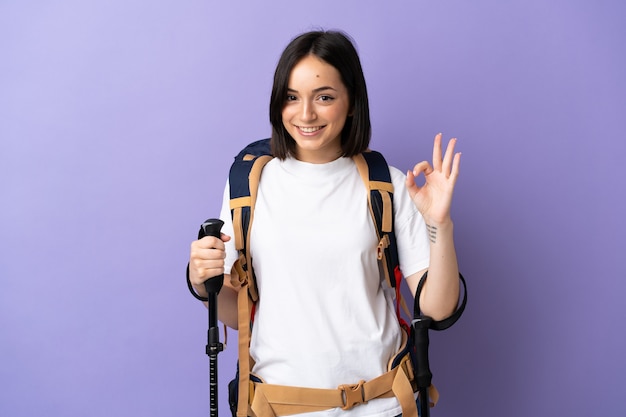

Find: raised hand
405;133;461;225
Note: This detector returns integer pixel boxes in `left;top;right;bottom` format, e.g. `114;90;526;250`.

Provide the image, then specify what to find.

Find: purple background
1;1;625;416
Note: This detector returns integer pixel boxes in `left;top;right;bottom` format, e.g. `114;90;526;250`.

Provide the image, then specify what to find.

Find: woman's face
282;55;351;163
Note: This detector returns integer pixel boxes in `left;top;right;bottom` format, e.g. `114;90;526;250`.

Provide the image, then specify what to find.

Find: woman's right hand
188;234;231;293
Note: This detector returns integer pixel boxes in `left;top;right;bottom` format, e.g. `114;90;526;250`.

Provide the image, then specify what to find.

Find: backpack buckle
377;235;390;260
339;380;366;410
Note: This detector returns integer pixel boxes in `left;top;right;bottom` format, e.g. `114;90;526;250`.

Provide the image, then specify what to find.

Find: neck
294;147;343;164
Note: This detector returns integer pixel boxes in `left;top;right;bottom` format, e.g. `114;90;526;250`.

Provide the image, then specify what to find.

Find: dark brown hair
269;30;371;159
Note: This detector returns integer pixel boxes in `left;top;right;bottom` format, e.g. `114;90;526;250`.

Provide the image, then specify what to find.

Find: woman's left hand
405;133;461;225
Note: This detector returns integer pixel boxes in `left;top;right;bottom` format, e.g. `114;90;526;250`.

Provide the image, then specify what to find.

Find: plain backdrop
1;1;625;416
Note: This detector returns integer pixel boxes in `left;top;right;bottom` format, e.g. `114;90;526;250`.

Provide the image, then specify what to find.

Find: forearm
192;274;240;330
216;283;239;330
418;219;460;320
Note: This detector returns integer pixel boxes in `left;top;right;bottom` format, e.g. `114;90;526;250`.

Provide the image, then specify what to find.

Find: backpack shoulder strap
353;151;411;325
228;138;272;300
228;138;273;417
353;150;397;280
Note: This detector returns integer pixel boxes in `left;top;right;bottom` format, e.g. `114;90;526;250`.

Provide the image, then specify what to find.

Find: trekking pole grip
412;316;433;387
199;218;225;295
412;316;433;417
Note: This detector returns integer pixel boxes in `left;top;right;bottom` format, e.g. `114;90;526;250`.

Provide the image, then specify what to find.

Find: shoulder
386;164;419;217
388;165;407;185
371;154;407;193
233;138;272;160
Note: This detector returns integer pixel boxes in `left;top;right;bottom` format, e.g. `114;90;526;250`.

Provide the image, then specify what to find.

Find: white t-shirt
219;155;430;417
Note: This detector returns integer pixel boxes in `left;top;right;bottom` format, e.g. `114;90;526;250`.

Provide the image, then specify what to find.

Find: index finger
196;235;226;250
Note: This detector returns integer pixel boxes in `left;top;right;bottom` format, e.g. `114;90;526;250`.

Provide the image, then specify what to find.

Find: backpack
225;138;466;417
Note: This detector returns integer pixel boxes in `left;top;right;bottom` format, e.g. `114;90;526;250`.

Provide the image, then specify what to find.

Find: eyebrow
287;86;338;94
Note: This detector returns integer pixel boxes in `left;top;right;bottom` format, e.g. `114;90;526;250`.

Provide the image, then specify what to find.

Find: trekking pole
412;316;433;417
198;218;225;417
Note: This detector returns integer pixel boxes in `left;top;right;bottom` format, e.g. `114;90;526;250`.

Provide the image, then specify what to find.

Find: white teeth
299;126;322;133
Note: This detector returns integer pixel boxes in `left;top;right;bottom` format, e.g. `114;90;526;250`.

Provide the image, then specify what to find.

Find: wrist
423;214;453;227
425;218;453;244
186;263;209;301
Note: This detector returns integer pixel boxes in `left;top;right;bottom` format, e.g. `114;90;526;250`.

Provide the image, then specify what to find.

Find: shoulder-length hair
269;30;371;159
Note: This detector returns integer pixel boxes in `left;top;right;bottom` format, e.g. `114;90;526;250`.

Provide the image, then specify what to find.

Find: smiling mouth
297;125;325;133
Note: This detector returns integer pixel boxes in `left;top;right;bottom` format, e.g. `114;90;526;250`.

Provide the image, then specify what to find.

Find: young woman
188;30;461;417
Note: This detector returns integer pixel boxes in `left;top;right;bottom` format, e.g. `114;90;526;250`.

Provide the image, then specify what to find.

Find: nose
300;100;316;122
